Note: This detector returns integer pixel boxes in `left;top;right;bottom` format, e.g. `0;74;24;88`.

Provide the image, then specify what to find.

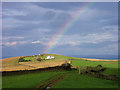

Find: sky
2;2;118;57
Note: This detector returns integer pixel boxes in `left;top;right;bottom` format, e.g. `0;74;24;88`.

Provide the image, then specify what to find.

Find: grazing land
2;71;66;88
2;54;119;88
52;71;118;88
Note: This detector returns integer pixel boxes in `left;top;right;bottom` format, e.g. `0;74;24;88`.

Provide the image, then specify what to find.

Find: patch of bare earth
46;74;67;87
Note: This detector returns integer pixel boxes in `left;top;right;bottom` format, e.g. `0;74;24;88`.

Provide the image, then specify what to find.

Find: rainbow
43;2;94;53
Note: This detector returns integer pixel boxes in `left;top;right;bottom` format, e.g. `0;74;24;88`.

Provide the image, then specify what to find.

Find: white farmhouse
46;56;55;60
46;56;51;59
51;56;55;59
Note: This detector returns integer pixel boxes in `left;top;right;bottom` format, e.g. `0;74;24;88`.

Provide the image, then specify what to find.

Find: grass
52;71;118;88
51;59;119;88
71;59;119;78
1;57;20;67
23;55;47;61
2;54;69;71
71;59;118;67
2;71;66;88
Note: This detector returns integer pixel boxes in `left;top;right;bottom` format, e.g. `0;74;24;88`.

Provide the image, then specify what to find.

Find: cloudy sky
2;2;118;57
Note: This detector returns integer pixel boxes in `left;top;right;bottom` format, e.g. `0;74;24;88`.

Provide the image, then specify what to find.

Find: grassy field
1;57;20;67
51;59;119;88
2;54;119;88
71;59;119;78
52;71;118;88
2;71;66;88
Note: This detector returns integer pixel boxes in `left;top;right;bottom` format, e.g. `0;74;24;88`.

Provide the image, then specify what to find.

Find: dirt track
46;73;67;87
33;73;67;89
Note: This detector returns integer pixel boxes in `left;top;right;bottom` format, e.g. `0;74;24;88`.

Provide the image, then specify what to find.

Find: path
32;73;67;89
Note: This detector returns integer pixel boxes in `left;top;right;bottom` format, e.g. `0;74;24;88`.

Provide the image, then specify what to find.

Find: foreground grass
2;71;66;88
52;71;118;88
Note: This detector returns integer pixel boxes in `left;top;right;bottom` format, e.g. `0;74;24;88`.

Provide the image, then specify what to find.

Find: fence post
79;66;80;75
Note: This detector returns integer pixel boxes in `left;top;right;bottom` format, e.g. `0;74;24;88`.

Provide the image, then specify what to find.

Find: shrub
41;54;44;56
37;58;42;61
19;57;31;62
19;57;25;62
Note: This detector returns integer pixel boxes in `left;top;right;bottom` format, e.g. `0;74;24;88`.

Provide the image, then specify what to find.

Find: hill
2;54;119;88
1;54;119;72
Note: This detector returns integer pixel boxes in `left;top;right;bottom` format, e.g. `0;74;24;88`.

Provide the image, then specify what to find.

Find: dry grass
105;62;118;64
82;58;119;61
2;65;36;71
1;56;66;72
1;56;24;67
19;60;66;69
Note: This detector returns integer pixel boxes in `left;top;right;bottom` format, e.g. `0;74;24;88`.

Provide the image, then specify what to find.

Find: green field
52;59;119;88
2;71;66;88
52;72;118;88
71;59;119;78
2;54;119;88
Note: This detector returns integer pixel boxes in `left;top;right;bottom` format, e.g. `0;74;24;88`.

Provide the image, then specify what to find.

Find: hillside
1;54;119;72
2;54;119;88
1;54;68;72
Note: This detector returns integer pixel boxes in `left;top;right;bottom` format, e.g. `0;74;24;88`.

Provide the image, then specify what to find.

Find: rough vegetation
37;58;42;61
19;57;32;62
81;65;119;81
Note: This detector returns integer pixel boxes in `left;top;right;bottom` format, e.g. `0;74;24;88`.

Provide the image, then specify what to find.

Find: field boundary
2;64;71;76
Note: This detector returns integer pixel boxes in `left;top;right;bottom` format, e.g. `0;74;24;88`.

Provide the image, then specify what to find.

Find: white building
51;56;55;59
46;56;55;60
